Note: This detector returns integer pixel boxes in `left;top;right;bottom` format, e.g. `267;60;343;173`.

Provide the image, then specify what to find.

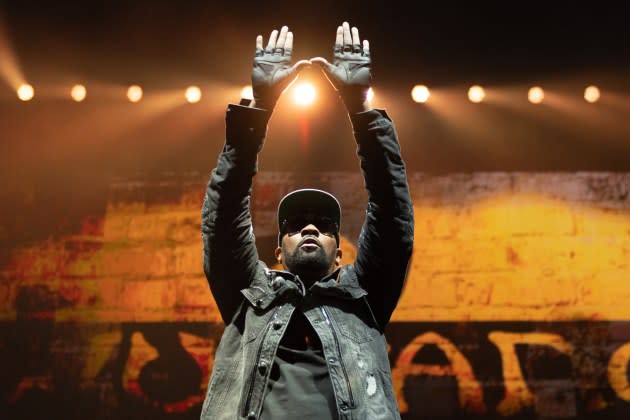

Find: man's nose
300;224;320;236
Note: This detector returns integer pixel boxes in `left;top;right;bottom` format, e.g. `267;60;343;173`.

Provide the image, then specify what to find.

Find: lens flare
127;85;143;103
584;85;600;103
468;85;485;103
71;84;87;102
293;82;316;106
411;85;430;103
185;86;202;103
528;86;544;104
17;83;34;101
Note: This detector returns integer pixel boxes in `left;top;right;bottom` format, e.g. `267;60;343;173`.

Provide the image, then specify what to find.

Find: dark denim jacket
201;104;414;419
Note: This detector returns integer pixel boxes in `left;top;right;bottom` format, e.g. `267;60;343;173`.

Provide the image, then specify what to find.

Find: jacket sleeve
201;104;270;324
350;109;414;329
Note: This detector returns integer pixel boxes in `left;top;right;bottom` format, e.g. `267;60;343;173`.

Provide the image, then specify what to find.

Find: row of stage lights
411;84;602;104
13;82;603;105
14;83;203;103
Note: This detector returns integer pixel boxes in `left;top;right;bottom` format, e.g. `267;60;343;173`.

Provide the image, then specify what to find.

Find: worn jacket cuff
225;104;271;150
349;108;391;131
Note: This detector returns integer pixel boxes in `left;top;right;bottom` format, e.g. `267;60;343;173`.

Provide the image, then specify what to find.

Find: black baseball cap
277;189;341;245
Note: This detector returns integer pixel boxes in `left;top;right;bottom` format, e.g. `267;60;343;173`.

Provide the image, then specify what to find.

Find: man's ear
335;248;343;266
275;247;282;264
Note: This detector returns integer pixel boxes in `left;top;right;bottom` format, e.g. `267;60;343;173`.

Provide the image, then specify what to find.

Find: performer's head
275;189;342;283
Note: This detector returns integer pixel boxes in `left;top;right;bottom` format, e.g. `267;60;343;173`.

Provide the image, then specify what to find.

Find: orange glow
127;85;143;103
240;85;253;101
0;14;25;89
367;87;374;103
411;85;430;103
17;83;34;101
584;85;600;103
468;85;485;103
293;82;316;106
185;86;202;103
71;84;87;102
528;86;544;104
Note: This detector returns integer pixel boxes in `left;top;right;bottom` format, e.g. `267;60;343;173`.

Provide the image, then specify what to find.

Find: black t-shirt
260;311;338;420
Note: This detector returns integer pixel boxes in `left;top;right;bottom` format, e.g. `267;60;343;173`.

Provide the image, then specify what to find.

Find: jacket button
328;357;337;364
271;276;283;290
258;361;268;375
255;299;263;307
272;321;283;330
247;411;256;419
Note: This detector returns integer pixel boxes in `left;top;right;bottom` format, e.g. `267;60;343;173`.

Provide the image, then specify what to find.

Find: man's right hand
251;26;311;111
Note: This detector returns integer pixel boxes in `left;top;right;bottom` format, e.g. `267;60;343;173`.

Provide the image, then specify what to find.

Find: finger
351;26;361;53
266;29;279;53
311;57;336;75
291;59;311;73
275;25;288;54
310;57;329;66
255;35;264;56
284;31;294;56
342;22;352;52
363;39;370;56
334;26;343;54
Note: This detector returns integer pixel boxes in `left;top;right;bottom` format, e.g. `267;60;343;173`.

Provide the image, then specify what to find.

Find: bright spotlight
17;83;34;101
467;85;485;103
71;84;87;102
293;82;316;106
127;85;143;103
241;85;253;101
528;86;544;104
366;87;374;103
584;85;600;103
411;85;430;103
185;86;202;103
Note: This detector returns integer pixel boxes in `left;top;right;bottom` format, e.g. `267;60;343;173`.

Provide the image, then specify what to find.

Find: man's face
275;214;342;283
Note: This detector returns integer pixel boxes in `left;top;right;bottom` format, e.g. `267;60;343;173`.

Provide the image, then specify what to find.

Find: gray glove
311;22;372;113
252;26;311;111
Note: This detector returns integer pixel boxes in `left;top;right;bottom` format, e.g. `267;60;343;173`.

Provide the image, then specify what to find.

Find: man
201;22;414;420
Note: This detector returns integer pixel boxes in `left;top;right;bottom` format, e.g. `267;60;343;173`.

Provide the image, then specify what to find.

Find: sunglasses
281;214;339;237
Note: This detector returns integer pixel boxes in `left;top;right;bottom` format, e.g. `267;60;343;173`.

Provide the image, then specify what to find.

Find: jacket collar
241;265;367;309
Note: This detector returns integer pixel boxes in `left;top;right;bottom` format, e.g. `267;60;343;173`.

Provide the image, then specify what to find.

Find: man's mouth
299;237;321;249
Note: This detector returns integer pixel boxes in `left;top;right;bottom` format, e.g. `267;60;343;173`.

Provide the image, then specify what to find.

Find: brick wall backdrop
1;171;630;419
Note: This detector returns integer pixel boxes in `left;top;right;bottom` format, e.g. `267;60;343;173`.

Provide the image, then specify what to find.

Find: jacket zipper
320;306;355;408
241;306;280;418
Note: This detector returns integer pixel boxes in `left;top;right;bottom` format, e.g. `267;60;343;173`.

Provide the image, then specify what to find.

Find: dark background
1;0;629;175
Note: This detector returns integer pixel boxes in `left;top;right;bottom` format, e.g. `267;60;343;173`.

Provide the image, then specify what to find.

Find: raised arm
313;22;414;328
202;26;310;323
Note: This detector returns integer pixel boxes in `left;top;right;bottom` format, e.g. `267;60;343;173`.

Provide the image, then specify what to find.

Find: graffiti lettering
608;342;630;402
391;331;486;414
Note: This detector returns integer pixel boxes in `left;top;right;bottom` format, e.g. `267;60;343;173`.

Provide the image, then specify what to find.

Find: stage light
185;86;201;103
528;86;544;104
367;87;374;103
584;85;600;103
127;85;143;103
71;84;87;102
241;85;253;101
17;83;34;101
411;85;430;103
468;85;485;103
293;82;316;106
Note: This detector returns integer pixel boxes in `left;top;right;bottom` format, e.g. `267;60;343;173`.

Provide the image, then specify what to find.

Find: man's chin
286;257;329;278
